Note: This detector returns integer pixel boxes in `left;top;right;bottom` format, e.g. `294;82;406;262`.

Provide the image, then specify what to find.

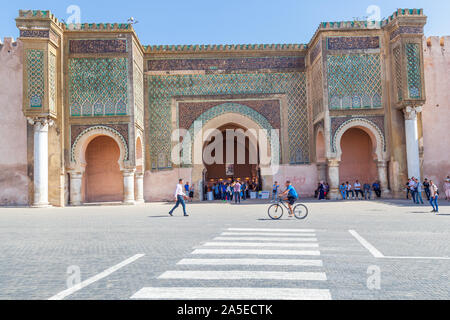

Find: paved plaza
0;199;449;300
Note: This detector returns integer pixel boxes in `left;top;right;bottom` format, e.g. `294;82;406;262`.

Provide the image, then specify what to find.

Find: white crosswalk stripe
221;232;317;237
131;227;332;300
159;270;327;281
202;242;319;248
131;287;332;300
228;228;316;233
177;258;323;266
214;237;318;242
192;248;321;256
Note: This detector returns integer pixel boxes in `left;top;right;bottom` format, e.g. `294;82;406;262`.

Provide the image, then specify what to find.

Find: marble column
317;162;327;183
68;171;83;206
28;118;53;207
135;172;145;204
376;160;390;197
327;159;340;199
403;106;422;180
123;168;136;205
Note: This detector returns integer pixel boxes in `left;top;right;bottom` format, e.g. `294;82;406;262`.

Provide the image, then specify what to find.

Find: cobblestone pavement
0;199;449;300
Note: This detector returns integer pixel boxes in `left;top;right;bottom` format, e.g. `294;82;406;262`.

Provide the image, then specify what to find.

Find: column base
135;199;145;205
31;203;52;208
122;200;136;206
381;189;391;198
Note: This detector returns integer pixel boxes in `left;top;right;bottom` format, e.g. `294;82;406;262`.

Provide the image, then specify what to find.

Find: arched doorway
203;123;260;187
339;128;378;184
85;136;123;203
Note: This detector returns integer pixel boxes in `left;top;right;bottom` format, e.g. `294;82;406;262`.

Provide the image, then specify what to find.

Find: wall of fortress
0;38;28;205
422;36;450;190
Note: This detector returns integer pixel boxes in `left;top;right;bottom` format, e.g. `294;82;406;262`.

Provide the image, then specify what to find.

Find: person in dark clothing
406;179;411;199
373;181;381;198
423;178;431;201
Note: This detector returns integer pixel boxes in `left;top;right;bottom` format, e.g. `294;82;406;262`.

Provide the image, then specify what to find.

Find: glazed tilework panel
133;62;144;127
393;46;403;102
147;57;305;72
20;30;50;38
148;72;308;169
48;52;56;113
311;60;323;119
69;58;128;116
69;39;127;54
327;54;382;109
26;49;45;108
178;100;281;130
390;26;423;40
327;37;380;50
406;43;422;99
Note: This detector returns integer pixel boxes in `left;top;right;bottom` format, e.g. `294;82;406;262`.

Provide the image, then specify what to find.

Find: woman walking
429;180;439;214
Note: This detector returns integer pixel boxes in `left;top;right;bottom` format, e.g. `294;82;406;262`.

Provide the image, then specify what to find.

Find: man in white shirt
169;179;189;217
354;180;363;200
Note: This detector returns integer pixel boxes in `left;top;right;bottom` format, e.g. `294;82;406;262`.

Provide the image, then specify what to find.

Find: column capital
327;159;340;167
403;106;423;120
122;168;136;176
376;160;388;168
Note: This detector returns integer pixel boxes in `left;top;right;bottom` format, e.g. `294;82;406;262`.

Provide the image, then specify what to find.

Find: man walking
429;180;439;214
234;180;242;204
169;179;189;217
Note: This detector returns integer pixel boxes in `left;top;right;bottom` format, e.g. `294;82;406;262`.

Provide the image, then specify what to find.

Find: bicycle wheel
293;204;309;220
268;204;284;220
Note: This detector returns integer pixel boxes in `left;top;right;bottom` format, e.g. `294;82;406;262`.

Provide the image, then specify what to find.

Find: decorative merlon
143;43;307;53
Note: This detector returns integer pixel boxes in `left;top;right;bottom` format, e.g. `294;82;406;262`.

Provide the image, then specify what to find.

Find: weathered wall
0;38;28;206
144;168;193;202
273;164;318;197
422;36;450;190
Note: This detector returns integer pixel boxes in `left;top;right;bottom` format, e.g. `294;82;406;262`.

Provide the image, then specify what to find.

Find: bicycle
267;198;309;220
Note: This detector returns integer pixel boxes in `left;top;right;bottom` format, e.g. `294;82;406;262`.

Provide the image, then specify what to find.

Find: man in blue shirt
280;181;298;217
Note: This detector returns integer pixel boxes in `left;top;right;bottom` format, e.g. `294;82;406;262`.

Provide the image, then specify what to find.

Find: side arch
70;125;129;172
333;118;386;162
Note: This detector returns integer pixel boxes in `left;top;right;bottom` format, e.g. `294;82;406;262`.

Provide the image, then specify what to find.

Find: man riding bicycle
279;181;298;217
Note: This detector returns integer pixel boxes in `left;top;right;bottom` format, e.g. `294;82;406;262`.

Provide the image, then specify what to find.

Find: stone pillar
327;159;340;199
123;169;136;205
135;172;145;204
376;160;390;197
28;118;53;207
403;106;422;180
68;171;83;206
317;162;327;183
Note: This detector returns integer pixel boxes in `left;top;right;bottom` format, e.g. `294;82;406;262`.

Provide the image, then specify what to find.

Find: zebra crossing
131;228;332;300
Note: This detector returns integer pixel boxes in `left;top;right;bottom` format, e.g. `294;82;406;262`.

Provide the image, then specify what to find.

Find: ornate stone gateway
15;8;427;205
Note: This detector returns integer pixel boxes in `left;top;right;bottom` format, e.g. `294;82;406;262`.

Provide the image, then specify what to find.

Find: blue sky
2;0;449;44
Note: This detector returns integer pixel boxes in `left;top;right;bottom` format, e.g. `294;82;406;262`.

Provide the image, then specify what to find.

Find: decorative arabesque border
71;125;129;162
332;118;386;153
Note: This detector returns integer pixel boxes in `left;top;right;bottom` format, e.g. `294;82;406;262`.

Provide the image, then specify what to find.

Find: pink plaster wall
144;168;192;202
0;38;28;206
339;128;378;185
422;36;450;190
274;164;318;197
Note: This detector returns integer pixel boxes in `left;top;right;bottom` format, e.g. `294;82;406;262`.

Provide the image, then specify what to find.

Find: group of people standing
209;180;255;204
406;177;445;214
338;181;382;200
